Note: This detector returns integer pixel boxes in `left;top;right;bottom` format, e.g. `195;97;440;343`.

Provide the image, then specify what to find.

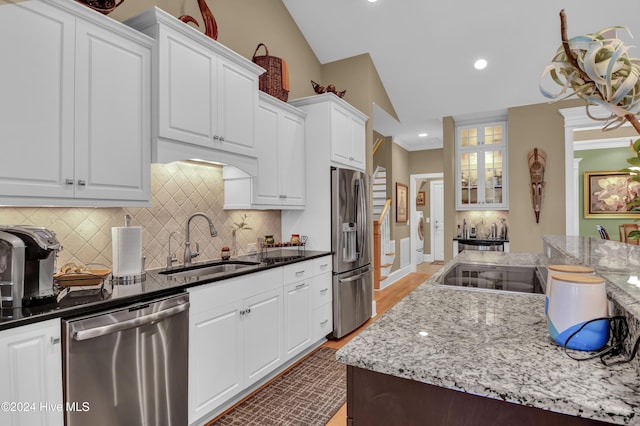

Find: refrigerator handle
357;178;366;260
338;267;373;283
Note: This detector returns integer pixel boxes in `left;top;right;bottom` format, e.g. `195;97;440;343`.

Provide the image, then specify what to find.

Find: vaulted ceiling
282;0;640;150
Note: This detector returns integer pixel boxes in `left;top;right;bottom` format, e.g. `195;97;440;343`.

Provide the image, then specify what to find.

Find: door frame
410;173;444;271
430;179;445;261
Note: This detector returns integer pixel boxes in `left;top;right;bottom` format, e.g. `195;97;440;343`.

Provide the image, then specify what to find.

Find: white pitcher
547;273;609;351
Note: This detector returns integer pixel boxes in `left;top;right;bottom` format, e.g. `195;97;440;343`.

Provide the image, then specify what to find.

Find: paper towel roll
112;226;142;277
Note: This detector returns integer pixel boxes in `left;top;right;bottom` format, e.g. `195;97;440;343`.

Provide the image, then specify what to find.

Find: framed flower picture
396;182;408;222
584;171;640;218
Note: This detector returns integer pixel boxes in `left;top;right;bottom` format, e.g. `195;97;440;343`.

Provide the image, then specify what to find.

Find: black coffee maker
0;225;60;306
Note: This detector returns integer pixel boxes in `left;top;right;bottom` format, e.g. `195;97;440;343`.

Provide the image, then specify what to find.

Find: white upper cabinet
330;103;366;170
0;0;152;206
223;93;306;210
455;120;508;210
289;93;367;171
124;7;263;166
253;93;306;207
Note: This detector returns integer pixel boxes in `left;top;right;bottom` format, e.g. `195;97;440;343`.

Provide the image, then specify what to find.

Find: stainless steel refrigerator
331;167;373;339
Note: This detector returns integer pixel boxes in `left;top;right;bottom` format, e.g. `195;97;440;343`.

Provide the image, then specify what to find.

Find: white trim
430;179;445;261
559;105;625;235
410;173;444;272
377;264;412;290
572;158;582;236
574;137;631;151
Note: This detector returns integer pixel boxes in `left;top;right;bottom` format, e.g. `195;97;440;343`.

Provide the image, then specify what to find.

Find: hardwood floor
325;262;441;425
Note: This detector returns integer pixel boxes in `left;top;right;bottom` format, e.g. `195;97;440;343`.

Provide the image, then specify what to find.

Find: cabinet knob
320;319;329;326
279;194;287;199
295;270;305;276
219;136;225;142
51;337;61;345
320;288;328;294
349;156;354;160
295;283;306;290
213;135;220;141
65;178;74;185
77;179;86;186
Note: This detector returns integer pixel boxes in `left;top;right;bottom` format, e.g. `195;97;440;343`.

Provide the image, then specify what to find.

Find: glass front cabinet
456;121;508;210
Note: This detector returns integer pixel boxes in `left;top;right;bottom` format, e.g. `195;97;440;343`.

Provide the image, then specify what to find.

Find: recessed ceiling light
418;133;428;137
474;59;488;70
368;0;377;3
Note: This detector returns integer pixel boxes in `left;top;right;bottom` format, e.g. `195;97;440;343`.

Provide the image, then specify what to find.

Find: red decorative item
75;0;125;15
310;80;346;98
179;0;219;40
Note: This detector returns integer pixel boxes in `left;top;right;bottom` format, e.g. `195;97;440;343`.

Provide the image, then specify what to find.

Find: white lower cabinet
0;319;63;426
311;256;333;341
187;268;283;424
187;257;332;424
283;279;312;360
243;287;283;387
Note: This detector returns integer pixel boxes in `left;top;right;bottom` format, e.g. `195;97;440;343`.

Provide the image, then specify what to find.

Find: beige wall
442;117;457;261
506;102;573;252
390;141;410;269
408;150;444;255
408;149;444;175
323;53;396;176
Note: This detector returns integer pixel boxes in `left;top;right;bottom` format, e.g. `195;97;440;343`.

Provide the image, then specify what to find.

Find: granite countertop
337;248;640;425
0;249;332;331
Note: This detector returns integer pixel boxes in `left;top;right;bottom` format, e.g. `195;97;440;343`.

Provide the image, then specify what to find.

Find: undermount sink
159;260;260;279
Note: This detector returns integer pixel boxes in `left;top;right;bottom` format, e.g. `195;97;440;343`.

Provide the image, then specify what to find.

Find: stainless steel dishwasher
62;293;189;426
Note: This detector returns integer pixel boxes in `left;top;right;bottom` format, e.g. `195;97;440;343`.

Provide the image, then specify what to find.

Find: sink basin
159;260;260;279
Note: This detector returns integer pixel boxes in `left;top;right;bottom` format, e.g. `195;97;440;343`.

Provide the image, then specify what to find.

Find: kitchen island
337;238;640;425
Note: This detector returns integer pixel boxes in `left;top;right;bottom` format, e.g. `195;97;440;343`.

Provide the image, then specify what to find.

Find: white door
0;319;63;426
431;180;445;261
0;1;75;199
244;288;283;386
75;20;151;201
189;301;243;423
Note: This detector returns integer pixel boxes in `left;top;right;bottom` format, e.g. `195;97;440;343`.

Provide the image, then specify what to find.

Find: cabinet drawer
283;260;313;284
312;272;332;309
313;302;333;341
188;267;283;313
313;256;332;275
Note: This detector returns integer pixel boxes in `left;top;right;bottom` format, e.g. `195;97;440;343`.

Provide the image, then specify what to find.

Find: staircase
372;165;387;218
372;166;395;290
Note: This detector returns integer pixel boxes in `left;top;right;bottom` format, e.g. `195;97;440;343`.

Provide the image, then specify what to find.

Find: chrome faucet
184;213;218;266
166;231;182;269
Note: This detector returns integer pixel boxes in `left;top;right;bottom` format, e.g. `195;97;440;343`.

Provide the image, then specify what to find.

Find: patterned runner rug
210;347;346;426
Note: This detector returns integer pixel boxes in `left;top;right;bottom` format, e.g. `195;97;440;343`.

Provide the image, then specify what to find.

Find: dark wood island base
346;366;612;426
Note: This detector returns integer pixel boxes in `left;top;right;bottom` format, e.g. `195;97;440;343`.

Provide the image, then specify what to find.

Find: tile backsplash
0;162;281;271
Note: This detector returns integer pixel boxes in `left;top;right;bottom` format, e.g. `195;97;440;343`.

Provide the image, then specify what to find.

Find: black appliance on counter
456;238;506;253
